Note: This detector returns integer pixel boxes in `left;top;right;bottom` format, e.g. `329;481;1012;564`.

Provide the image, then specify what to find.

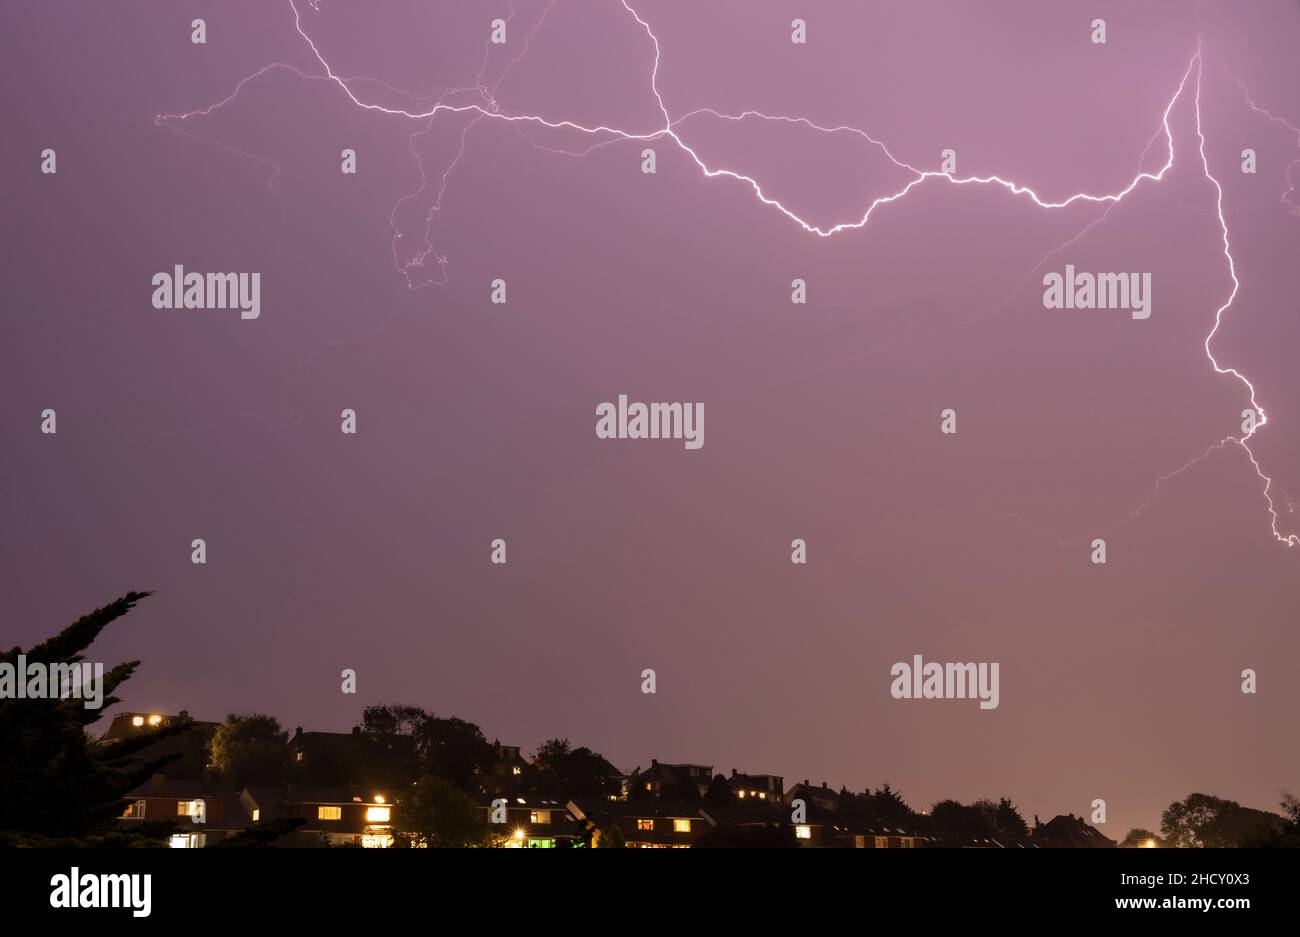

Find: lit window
758;792;766;800
901;838;915;848
795;825;811;840
123;800;145;818
252;809;260;822
530;810;551;825
874;836;887;848
365;806;391;823
373;795;386;805
147;715;163;726
673;819;691;833
512;766;522;775
295;752;304;762
317;806;342;820
738;790;746;799
131;716;144;727
361;834;393;849
636;819;654;831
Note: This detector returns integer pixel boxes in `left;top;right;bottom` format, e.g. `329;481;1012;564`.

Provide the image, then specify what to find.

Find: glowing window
673;819;691;833
365;806;391;823
530;810;551;824
636;819;654;831
512;766;522;775
147;715;163;726
123;800;145;818
131;716;144;727
252;809;260;822
317;806;342;820
795;825;811;840
875;836;888;848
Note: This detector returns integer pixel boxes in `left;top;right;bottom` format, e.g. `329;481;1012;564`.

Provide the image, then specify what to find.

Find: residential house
280;785;395;848
477;794;581;847
630;759;713;799
728;769;784;804
569;799;705;848
117;774;253;848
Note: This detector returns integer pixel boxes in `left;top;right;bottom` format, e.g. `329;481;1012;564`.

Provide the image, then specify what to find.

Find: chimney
294;726;303;738
730;769;737;777
651;759;658;767
803;779;809;787
821;781;828;789
179;710;189;721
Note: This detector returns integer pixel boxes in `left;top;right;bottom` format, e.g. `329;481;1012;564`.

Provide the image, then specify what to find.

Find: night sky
4;0;1299;836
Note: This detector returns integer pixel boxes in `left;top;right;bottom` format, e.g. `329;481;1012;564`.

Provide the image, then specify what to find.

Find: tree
531;738;621;799
209;713;290;785
210;817;307;848
354;704;425;789
704;774;736;806
659;778;702;804
836;788;878;824
593;823;626;848
930;800;993;841
393;775;488;847
1244;793;1300;848
0;592;185;840
870;784;915;826
412;715;497;791
991;797;1030;841
1119;828;1164;848
1161;793;1283;848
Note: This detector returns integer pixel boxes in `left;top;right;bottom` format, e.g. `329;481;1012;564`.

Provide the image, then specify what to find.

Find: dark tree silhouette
392;775;488;847
704;774;737;806
0;592;184;839
209;713;291;785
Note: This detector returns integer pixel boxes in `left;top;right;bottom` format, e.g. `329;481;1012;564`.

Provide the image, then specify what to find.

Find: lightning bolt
158;1;1297;548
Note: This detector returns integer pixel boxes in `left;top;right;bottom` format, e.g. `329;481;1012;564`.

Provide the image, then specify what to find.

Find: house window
512;766;522;775
874;836;888;848
795;825;812;840
131;716;144;727
673;819;691;833
252;809;260;822
530;810;550;825
901;838;915;848
365;806;391;823
295;752;305;763
177;800;190;816
123;800;145;819
317;806;342;820
636;819;654;831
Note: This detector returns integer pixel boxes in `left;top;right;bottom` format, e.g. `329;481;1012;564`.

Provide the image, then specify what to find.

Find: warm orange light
131;716;144;727
1143;838;1156;849
373;794;386;805
365;806;391;823
513;828;525;840
147;715;163;726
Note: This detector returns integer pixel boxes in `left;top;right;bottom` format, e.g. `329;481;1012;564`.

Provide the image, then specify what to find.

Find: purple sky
4;0;1300;836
